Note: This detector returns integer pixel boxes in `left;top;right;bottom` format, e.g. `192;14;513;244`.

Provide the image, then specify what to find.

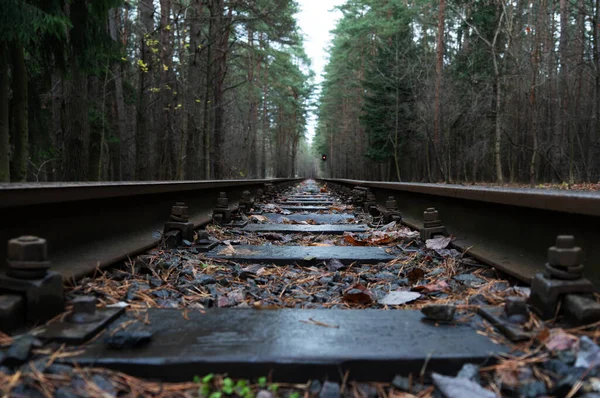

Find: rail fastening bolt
386;196;397;210
8;236;47;263
217;192;229;208
545;235;584;280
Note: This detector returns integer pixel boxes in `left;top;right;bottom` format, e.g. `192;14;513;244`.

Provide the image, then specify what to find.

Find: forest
0;0;313;182
315;0;600;184
1;0;599;184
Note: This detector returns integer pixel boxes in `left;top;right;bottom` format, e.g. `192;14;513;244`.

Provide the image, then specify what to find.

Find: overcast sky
296;0;345;142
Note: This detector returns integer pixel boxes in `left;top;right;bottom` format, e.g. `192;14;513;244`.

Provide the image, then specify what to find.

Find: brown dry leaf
407;268;425;285
306;219;318;225
539;328;579;351
496;368;526;388
344;233;368;246
343;283;373;305
309;243;333;247
412;280;449;293
249;214;268;223
290;220;309;225
217;244;236;256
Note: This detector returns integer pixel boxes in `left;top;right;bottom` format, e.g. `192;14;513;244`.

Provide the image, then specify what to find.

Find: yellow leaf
163;64;169;71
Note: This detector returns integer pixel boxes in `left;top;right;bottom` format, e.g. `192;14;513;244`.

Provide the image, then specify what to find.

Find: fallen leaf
379;291;421;305
217;244;236;256
344;233;368;246
538;328;579;351
426;236;452;250
261;232;285;241
496;367;533;389
326;258;345;271
407;268;426;285
412;280;449;293
378;221;397;231
432;373;496;398
249;214;268;223
343;284;373;305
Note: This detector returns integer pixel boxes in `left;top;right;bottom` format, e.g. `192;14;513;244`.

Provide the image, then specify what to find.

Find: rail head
0;178;302;208
321;178;600;216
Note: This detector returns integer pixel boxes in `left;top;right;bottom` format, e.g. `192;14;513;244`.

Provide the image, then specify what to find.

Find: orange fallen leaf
412;280;449;293
343;283;373;305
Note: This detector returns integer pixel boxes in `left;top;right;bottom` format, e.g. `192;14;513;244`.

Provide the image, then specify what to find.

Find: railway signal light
321;154;327;161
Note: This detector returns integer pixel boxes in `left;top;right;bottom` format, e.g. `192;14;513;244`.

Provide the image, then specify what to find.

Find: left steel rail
0;179;301;281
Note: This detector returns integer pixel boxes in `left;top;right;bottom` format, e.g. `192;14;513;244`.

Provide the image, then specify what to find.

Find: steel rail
321;178;600;286
0;178;301;281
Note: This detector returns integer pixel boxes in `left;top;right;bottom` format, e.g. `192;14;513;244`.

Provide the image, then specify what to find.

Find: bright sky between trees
296;0;345;142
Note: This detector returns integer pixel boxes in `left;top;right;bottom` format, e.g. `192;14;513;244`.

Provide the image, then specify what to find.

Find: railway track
0;179;599;397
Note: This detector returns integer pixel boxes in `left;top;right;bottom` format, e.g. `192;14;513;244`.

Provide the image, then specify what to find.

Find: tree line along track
0;179;599;396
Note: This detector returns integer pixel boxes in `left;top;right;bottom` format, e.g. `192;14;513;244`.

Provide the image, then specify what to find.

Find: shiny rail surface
321;178;600;287
0;179;300;280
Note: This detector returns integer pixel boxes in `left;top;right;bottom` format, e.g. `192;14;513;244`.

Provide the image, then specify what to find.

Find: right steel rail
321;178;600;286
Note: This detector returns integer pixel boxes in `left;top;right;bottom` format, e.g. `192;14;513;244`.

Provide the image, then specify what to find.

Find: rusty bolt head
548;235;584;267
72;296;97;315
386;196;397;210
8;236;47;262
423;208;440;222
242;190;251;198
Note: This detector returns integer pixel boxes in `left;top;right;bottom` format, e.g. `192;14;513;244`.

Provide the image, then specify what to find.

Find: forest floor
0;182;599;397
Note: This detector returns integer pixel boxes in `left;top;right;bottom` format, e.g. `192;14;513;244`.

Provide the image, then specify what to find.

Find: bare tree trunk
109;8;130;180
88;76;102;181
184;0;204;179
135;0;154;180
555;0;569;182
591;0;600;181
63;60;90;181
247;28;258;178
158;0;174;179
433;0;445;181
210;0;233;179
9;42;28;181
260;33;268;178
0;43;9;182
529;0;541;186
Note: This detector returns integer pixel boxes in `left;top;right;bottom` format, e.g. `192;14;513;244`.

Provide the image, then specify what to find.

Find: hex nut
423;209;439;222
171;204;188;217
555;235;575;249
8;236;47;262
547;246;584;267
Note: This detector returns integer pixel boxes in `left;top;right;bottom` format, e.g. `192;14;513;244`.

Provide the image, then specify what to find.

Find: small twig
299;318;339;329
